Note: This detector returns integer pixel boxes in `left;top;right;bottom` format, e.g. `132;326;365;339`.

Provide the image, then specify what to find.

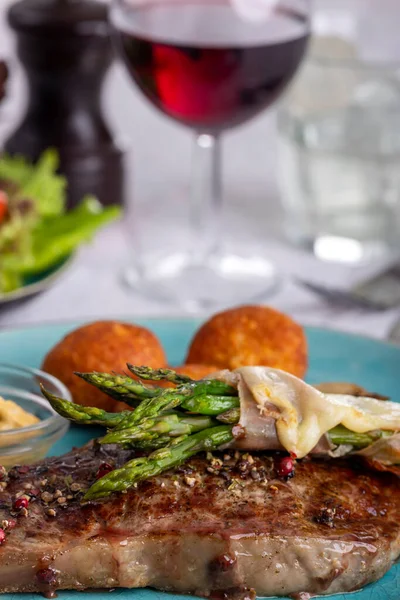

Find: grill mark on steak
0;442;399;598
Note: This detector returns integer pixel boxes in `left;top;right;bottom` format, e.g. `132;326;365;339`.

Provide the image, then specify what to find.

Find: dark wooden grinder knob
5;0;125;208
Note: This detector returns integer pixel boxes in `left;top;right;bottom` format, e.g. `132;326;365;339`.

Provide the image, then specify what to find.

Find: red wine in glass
111;2;309;130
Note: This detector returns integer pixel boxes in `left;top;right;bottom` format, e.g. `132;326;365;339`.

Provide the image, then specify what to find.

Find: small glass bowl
0;363;71;468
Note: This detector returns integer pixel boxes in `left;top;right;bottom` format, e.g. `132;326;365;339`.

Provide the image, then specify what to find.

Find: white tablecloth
1;221;399;341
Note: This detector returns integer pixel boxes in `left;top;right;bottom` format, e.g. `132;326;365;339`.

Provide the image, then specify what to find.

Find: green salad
0;150;121;294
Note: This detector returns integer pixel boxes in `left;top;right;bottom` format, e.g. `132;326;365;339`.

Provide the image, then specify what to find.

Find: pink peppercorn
96;462;113;480
275;456;295;479
14;497;29;510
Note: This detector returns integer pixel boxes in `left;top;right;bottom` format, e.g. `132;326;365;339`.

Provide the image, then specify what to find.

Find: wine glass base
123;251;280;313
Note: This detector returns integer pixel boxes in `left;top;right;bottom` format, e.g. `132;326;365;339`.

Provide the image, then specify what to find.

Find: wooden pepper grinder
5;0;124;208
0;62;8;104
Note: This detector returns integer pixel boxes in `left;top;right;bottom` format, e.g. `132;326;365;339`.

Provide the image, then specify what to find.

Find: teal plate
0;318;399;600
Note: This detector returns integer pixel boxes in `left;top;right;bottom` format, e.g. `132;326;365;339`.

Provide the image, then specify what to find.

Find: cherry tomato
0;191;8;223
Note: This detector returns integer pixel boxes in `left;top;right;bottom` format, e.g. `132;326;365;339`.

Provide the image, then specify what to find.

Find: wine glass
110;0;310;311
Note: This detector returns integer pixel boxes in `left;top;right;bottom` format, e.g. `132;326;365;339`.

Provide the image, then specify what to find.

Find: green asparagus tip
40;384;126;427
127;365;193;384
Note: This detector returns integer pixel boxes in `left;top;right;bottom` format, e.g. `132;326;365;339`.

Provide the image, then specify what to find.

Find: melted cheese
234;367;400;458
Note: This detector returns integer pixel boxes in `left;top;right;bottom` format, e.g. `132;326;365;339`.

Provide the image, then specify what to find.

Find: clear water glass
278;0;400;264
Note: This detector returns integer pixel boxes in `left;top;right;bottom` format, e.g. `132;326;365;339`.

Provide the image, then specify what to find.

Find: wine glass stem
190;132;222;264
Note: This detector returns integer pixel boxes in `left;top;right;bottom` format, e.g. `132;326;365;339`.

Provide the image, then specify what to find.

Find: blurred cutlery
297;264;400;312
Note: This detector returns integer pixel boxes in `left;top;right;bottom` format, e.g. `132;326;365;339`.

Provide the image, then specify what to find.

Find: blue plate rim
0;316;397;352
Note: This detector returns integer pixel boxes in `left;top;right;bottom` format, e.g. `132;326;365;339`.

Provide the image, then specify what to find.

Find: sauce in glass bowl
0;397;39;431
0;364;71;468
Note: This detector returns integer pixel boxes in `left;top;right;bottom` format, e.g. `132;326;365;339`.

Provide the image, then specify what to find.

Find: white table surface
0;0;399;340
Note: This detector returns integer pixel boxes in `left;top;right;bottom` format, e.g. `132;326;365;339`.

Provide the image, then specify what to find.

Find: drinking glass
110;0;310;310
278;0;400;264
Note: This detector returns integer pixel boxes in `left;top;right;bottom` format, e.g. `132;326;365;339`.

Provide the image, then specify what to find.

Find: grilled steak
1;442;400;599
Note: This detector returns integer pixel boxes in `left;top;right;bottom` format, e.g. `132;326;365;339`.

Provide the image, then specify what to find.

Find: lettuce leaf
2;197;121;276
0;270;22;293
0;152;122;293
0;149;66;217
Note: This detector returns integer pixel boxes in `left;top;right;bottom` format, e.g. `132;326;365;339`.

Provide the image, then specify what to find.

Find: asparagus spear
80;368;236;400
130;436;178;450
75;372;160;407
127;366;237;396
100;414;216;446
181;394;239;415
114;389;193;430
328;425;392;449
127;365;193;385
84;425;234;500
182;379;237;397
40;386;126;427
216;407;241;424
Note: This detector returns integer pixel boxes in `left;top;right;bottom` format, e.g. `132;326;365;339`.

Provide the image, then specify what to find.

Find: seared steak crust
0;441;399;598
